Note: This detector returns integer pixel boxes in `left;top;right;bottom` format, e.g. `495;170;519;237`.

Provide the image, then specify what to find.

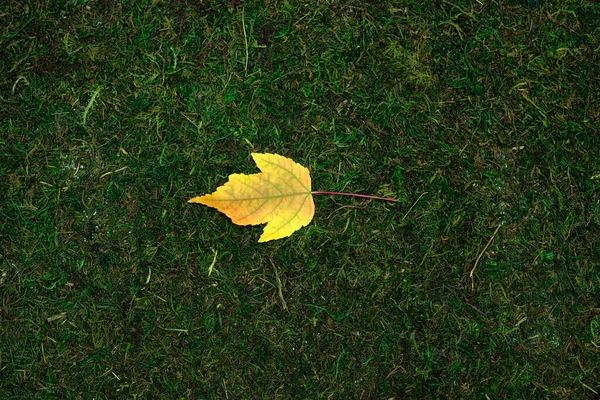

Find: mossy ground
1;0;599;398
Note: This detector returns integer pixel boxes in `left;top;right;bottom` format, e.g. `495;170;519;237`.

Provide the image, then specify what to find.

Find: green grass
1;0;600;398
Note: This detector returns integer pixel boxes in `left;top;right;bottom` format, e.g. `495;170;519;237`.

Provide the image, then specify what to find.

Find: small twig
470;224;502;290
385;364;407;379
100;166;128;178
242;8;249;75
208;249;218;276
269;258;287;310
159;326;188;334
401;192;427;222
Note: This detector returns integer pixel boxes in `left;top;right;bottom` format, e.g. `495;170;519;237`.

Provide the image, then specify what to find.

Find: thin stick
311;191;397;202
159;326;189;334
242;8;248;75
470;224;502;290
402;192;427;222
208;249;218;276
270;258;287;310
100;166;129;178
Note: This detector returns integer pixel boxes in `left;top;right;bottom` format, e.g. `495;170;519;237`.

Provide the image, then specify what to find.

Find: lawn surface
1;0;600;398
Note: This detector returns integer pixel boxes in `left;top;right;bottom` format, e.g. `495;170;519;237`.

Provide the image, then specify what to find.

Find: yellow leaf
189;153;314;242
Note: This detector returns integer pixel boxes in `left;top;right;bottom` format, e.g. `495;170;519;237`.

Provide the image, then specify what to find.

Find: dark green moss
1;0;599;398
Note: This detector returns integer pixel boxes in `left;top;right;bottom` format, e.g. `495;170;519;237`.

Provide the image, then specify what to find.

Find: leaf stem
311;191;397;202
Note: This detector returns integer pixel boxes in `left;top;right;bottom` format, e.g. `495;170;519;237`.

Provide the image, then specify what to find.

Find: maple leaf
189;153;314;242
